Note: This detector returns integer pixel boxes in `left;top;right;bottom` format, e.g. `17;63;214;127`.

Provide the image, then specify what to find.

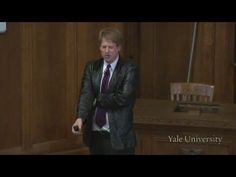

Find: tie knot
105;64;111;74
107;64;111;69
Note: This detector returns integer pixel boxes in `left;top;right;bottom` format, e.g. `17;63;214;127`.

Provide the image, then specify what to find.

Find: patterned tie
95;64;111;128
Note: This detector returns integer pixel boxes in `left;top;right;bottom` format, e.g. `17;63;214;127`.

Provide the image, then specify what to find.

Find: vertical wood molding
65;23;78;140
192;22;216;84
123;23;140;63
153;23;158;99
0;23;22;150
123;23;140;96
21;23;35;150
214;23;234;103
139;23;156;98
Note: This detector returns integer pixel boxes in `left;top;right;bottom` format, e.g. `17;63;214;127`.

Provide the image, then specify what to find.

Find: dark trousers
89;131;135;155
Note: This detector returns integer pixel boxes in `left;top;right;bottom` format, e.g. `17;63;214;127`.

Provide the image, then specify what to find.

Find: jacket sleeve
76;62;95;120
96;63;139;109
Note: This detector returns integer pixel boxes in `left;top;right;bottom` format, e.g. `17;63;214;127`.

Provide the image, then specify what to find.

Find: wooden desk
134;99;236;155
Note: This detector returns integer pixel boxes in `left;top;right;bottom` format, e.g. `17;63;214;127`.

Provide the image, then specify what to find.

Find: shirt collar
103;56;119;71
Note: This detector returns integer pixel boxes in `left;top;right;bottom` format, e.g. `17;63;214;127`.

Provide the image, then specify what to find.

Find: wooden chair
170;82;214;103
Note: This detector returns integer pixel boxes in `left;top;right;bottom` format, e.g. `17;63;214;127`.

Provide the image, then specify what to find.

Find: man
72;28;138;155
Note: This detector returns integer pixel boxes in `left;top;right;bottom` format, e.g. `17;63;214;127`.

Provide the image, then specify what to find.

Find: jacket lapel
108;58;123;92
92;59;103;95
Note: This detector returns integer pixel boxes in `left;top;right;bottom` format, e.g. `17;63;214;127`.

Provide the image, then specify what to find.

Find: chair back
170;82;214;103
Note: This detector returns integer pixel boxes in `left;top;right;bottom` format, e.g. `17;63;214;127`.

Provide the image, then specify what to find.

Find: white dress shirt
92;56;119;132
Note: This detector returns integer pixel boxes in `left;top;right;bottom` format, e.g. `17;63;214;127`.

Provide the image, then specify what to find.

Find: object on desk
170;82;218;113
170;82;214;103
175;101;220;113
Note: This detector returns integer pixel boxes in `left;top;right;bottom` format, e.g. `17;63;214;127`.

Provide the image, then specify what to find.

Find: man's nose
105;47;109;52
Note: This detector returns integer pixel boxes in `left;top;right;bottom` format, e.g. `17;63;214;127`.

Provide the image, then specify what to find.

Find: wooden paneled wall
192;23;235;103
139;22;193;99
0;22;127;154
0;22;235;154
139;22;235;103
0;23;22;150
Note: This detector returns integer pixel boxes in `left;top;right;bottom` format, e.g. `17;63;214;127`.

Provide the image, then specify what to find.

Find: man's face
100;39;121;63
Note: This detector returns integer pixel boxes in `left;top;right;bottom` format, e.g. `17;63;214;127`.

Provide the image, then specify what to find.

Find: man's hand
72;118;83;135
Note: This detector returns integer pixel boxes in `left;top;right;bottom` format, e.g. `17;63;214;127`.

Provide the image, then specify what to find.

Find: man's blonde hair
99;28;123;46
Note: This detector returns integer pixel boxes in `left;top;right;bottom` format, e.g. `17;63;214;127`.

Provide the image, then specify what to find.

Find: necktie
95;64;111;128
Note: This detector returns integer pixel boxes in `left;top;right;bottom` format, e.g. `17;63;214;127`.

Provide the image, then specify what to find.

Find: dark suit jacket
76;57;139;150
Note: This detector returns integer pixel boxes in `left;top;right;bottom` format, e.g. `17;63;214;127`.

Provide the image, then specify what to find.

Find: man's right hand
72;118;83;135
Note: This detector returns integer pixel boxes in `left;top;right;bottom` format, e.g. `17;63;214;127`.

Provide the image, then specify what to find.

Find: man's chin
104;58;112;62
